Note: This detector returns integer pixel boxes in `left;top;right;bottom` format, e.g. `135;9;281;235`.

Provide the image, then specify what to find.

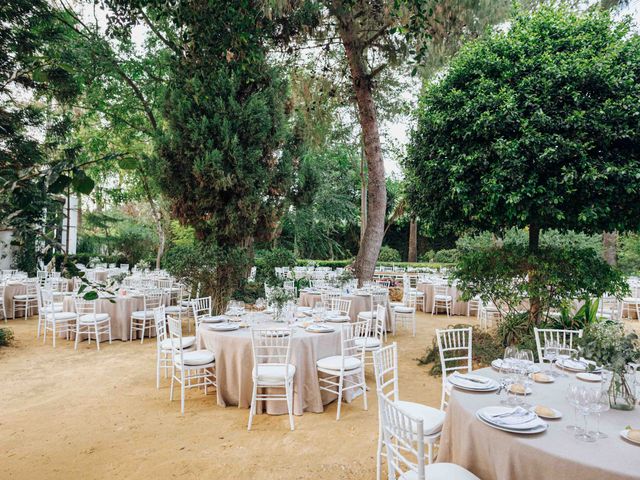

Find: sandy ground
0;312;479;480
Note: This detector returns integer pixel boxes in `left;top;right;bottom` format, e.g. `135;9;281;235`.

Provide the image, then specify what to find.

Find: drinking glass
589;389;610;439
565;384;583;433
575;388;596;442
544;341;558;376
499;363;515;406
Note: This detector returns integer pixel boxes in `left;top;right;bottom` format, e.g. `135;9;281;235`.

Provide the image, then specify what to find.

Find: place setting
448;371;500;392
475;405;549;434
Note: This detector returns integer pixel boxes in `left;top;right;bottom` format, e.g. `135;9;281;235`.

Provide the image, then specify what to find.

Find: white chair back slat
534;328;584;363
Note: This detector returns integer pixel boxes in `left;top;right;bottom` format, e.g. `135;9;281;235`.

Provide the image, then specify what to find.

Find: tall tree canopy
406;4;640;251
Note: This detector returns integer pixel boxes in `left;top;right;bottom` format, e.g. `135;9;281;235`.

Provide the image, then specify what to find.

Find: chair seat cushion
165;305;188;313
389;301;404;308
42;306;63;314
180;349;215;366
400;464;479;480
357;311;376;319
317;355;361;371
394;306;415;314
396;400;445;435
46;311;77;321
253;364;296;384
13;294;37;300
434;294;452;300
160;336;196;350
131;310;155;319
78;313;109;323
354;337;382;349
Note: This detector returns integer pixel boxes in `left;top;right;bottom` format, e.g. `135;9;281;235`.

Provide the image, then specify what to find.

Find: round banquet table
62;294;151;341
416;281;468;315
197;318;359;415
298;291;392;329
437;367;640;480
3;281;28;318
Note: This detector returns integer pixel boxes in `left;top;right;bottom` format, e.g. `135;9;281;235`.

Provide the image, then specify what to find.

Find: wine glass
503;346;518;371
575;388;596;443
543;341;559;376
589;389;610;439
498;363;515;405
565;384;583;433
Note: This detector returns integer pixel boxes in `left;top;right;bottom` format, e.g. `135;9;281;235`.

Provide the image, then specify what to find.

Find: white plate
200;315;227;323
529;372;555;383
325;316;349;323
531;406;562;420
306;325;335;333
556;359;587;372
576;372;601;382
448;374;499;392
476;407;548;434
620;429;640;445
207;323;240;332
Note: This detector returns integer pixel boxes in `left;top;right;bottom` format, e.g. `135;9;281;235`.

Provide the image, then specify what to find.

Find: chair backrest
340;320;368;366
330;298;351;316
370;290;388;311
153;306;167;345
373;304;386;340
378;393;425;480
74;296;98;317
250;327;293;367
143;290;164;311
534;327;584;363
373;343;399;402
436;327;473;383
191;296;212;331
321;291;341;306
166;315;184;365
433;284;450;297
156;278;173;290
403;290;418;308
283;280;296;297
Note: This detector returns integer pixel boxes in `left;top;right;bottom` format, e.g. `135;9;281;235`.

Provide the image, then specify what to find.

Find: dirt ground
0;312;479;480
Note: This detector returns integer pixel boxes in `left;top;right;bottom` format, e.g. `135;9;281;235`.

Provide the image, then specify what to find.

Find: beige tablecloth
197;322;356;415
62;295;148;341
417;282;468;315
437;367;640;480
298;291;392;329
3;282;28;318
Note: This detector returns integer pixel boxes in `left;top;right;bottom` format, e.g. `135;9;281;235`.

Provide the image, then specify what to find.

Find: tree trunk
603;231;618;266
408;217;418;262
359;145;367;246
528;224;541;324
333;5;386;286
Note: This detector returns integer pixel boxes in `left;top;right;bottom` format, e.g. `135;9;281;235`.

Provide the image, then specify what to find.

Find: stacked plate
200;315;227;324
556;358;588;372
448;372;499;392
476;406;549;434
305;324;335;333
207;322;240;332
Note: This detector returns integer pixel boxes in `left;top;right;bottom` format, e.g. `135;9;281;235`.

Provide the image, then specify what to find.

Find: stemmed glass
589;389;610;439
543;341;559;376
575;388;596;443
565;384;584;433
498;363;516;406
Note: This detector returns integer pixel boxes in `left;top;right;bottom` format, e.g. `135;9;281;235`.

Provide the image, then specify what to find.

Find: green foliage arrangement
0;328;14;347
257;248;297;287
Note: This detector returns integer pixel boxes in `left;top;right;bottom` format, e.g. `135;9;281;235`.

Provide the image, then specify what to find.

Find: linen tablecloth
197;323;357;415
62;295;148;341
298;291;392;329
416;282;468;315
3;282;27;318
437;367;640;480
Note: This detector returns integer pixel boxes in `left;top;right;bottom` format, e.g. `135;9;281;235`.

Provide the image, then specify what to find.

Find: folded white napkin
487;407;537;426
559;359;586;370
452;372;490;384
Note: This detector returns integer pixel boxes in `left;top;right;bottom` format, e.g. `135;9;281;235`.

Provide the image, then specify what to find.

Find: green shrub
0;328;14;347
377;245;402;263
432;249;458;263
419;250;435;262
618;233;640;274
231;282;265;304
256;248;297;286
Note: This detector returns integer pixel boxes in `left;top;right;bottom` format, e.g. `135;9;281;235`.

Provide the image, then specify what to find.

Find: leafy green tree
406;5;640;320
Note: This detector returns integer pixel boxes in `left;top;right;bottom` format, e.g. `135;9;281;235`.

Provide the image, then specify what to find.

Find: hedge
295;259;454;269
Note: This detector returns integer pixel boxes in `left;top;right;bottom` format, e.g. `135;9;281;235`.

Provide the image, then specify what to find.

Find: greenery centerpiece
267;287;295;322
581;322;640;410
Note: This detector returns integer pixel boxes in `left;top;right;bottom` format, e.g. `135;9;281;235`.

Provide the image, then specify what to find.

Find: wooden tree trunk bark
408;218;418;262
528;225;541;325
334;6;386;286
603;231;618;266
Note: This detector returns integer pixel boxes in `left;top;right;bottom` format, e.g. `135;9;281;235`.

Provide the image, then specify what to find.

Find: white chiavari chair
534;327;583;365
378;393;479;480
0;282;6;322
357;290;388;325
73;296;112;350
432;284;453;316
466;295;482;318
248;327;296;431
373;343;445;480
356;304;386;368
393;290;416;337
41;288;77;347
436;327;473;410
13;279;38;319
154;307;195;389
191;296;213;333
165;283;189;325
317;320;368;420
327;297;351;322
167;315;215;415
130;289;164;343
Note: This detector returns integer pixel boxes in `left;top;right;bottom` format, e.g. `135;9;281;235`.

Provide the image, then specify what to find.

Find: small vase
608;367;636;411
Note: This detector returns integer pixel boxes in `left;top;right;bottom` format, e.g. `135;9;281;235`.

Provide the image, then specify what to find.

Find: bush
419;250;435;262
256;248;297;286
0;327;14;347
231;282;265;304
377;245;402;262
432;248;458;263
618;233;640;274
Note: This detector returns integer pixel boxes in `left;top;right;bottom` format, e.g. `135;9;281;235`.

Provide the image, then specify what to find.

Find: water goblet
544;341;559;376
575;387;596;443
565;384;584;433
589;389;609;439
